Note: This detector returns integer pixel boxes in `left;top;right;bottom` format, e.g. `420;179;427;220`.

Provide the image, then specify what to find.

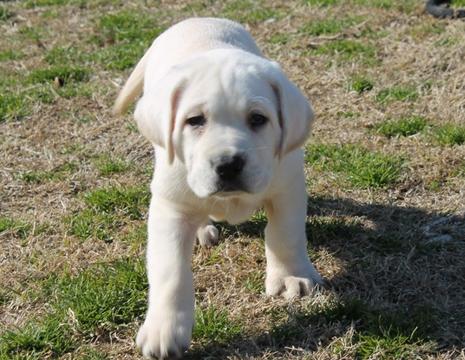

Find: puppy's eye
248;113;268;130
186;115;206;127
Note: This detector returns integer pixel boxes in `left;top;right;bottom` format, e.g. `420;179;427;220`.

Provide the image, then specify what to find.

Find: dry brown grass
1;0;465;359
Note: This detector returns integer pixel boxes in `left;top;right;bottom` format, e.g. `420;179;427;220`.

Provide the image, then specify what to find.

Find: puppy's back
145;18;262;84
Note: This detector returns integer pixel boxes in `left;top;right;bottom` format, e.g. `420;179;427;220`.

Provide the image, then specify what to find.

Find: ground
1;0;465;359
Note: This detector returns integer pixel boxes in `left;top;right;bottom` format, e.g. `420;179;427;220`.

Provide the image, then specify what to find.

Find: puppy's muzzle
211;153;247;193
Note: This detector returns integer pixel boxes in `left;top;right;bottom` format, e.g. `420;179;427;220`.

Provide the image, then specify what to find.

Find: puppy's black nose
215;154;245;180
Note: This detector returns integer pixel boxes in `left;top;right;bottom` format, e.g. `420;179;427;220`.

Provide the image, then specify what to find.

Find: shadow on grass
192;195;465;358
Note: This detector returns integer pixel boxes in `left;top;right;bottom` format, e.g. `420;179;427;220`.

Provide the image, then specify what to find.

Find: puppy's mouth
210;180;249;198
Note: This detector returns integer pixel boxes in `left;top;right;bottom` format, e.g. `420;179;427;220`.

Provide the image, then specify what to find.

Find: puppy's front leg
264;173;323;299
137;198;197;359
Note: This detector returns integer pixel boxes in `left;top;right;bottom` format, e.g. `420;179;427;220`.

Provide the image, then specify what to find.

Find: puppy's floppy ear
134;71;186;164
268;62;314;156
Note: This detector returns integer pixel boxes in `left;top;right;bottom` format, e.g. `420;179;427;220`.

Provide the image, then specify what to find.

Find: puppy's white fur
114;18;323;359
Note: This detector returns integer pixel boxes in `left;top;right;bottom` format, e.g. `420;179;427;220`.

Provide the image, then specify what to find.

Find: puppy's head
135;49;313;199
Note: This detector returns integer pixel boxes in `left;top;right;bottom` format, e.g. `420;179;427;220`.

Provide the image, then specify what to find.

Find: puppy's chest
207;198;261;225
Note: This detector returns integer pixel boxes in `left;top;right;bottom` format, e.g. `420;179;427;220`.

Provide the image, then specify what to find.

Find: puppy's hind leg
196;221;219;247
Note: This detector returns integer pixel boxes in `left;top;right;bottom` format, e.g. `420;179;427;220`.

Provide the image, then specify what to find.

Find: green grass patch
18;26;42;42
353;0;417;11
0;50;23;61
121;223;147;249
0;94;28;122
312;40;377;64
375;116;428;138
306;144;403;188
0;217;31;239
376;86;418;104
90;10;164;70
0;6;13;21
410;22;446;41
268;33;290;45
78;347;109;360
84;185;149;220
301;17;359;36
18;162;77;183
0;259;147;358
243;271;265;294
193;306;242;344
29;66;90;84
304;0;340;6
349;76;374;94
45;46;84;66
51;259;147;333
222;0;283;23
433;124;465;146
67;185;149;241
93;43;146;70
24;0;82;7
434;36;460;47
0;313;76;359
337;111;359;119
93;154;130;176
96;11;163;45
356;330;423;359
67;209;117;242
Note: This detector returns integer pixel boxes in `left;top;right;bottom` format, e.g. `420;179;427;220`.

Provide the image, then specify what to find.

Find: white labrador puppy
114;17;323;359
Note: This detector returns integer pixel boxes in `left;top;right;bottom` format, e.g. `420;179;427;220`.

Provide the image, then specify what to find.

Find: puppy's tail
112;49;151;116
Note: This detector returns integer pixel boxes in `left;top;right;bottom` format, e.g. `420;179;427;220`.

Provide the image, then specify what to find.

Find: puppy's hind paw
196;224;219;247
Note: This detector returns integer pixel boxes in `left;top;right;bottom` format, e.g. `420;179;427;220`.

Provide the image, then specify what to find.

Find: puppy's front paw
266;264;323;300
136;312;193;359
196;224;219;247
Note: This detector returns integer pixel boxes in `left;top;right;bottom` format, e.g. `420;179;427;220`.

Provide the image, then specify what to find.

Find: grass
349;76;374;93
311;39;378;64
0;94;28;122
354;0;415;10
28;66;90;84
18;162;77;183
2;0;465;359
268;297;436;354
222;1;283;23
376;86;418;104
83;185;149;219
433;124;465;146
44;46;84;66
300;17;360;36
243;271;265;294
375;116;428;137
193;306;243;344
0;217;31;239
90;10;164;70
307;215;362;244
24;0;74;7
0;259;147;358
66;185;149;241
67;209;118;242
306;143;403;188
356;331;422;359
93;155;130;176
304;0;340;6
0;50;23;61
0;6;13;21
